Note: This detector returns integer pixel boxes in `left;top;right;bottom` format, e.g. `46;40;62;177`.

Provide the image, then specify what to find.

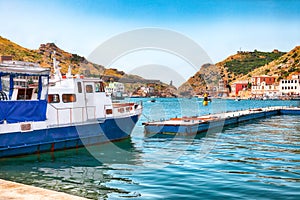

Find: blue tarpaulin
0;100;47;123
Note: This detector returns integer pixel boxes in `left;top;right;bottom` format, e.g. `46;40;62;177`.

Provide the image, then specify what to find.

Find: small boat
0;57;142;158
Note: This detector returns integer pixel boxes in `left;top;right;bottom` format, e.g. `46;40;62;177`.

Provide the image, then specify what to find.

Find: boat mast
53;51;62;81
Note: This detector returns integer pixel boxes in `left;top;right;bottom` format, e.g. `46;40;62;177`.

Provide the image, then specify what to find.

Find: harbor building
279;74;300;96
251;75;279;98
231;81;248;97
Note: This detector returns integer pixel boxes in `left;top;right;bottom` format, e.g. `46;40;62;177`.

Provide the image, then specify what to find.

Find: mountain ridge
178;47;299;96
0;36;127;78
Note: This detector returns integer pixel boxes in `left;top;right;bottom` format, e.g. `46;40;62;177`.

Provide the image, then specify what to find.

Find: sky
0;0;299;86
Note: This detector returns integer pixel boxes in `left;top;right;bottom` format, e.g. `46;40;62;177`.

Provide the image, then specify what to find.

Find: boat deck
143;106;300;135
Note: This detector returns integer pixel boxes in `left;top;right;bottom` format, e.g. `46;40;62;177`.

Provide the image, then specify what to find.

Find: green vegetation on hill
178;48;300;97
237;46;300;82
224;50;285;76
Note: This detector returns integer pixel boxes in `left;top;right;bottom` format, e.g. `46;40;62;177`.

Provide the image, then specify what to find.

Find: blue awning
0;100;47;123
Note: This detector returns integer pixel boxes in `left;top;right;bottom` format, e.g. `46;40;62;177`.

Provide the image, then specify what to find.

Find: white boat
0;57;142;158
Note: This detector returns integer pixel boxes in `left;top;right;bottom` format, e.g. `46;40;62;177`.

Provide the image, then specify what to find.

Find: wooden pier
143;106;300;135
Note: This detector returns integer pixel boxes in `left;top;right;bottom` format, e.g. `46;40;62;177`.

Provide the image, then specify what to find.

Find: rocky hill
218;50;285;83
237;46;300;81
0;35;178;97
0;36;42;62
178;49;291;96
0;36;126;77
178;64;221;96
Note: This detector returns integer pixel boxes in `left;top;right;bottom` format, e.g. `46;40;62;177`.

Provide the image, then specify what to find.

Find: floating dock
0;179;87;200
143;106;300;135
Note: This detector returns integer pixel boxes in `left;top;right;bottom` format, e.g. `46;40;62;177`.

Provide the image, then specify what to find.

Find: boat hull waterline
0;115;139;158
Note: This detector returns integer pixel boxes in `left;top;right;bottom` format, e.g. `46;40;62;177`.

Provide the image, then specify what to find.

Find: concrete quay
0;179;87;200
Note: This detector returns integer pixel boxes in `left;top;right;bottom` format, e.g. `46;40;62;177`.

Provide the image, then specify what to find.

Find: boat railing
111;101;143;118
48;103;96;125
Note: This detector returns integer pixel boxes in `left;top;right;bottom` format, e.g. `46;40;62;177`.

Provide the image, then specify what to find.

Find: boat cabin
0;61;50;124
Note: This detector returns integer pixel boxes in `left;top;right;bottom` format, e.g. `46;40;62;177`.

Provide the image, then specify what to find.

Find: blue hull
0;115;139;158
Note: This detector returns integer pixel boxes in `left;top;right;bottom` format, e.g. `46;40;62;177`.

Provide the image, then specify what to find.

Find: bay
0;98;299;199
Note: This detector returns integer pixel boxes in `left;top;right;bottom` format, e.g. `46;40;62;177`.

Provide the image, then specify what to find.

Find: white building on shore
251;75;279;98
279;74;300;96
105;82;125;99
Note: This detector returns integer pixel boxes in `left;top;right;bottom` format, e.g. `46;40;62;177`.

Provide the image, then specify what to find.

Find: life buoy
203;93;209;106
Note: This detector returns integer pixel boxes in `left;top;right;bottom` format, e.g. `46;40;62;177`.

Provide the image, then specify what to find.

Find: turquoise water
0;99;299;199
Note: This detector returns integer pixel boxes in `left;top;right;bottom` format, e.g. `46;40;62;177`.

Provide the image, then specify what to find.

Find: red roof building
231;81;248;96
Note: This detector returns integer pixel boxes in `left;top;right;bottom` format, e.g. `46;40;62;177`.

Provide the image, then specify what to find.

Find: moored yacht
0;58;142;158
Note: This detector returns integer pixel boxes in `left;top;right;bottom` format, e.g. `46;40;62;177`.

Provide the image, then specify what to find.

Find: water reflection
0;138;141;199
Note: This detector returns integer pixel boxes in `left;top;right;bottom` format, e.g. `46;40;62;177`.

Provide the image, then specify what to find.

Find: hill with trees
178;48;300;96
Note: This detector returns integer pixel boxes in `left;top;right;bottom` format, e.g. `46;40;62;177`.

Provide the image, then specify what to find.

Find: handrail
48;103;96;125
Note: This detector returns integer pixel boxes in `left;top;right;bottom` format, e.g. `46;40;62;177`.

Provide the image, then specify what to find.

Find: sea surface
0;98;299;199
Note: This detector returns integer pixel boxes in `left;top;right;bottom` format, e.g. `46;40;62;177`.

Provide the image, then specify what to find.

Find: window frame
48;94;60;103
62;94;76;103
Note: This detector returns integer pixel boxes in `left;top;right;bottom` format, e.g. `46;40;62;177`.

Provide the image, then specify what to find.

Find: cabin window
95;83;100;92
100;82;105;92
95;82;105;92
106;109;113;115
48;94;60;103
77;82;82;93
17;88;33;100
85;85;93;93
62;94;76;103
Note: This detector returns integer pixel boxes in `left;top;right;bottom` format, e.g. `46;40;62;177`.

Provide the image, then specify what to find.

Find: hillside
0;36;125;77
178;49;287;96
237;46;300;81
216;50;285;83
178;64;221;96
0;36;42;62
0;35;178;97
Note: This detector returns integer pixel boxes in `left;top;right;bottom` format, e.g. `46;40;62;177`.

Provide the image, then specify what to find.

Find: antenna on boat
66;65;72;78
52;51;62;81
